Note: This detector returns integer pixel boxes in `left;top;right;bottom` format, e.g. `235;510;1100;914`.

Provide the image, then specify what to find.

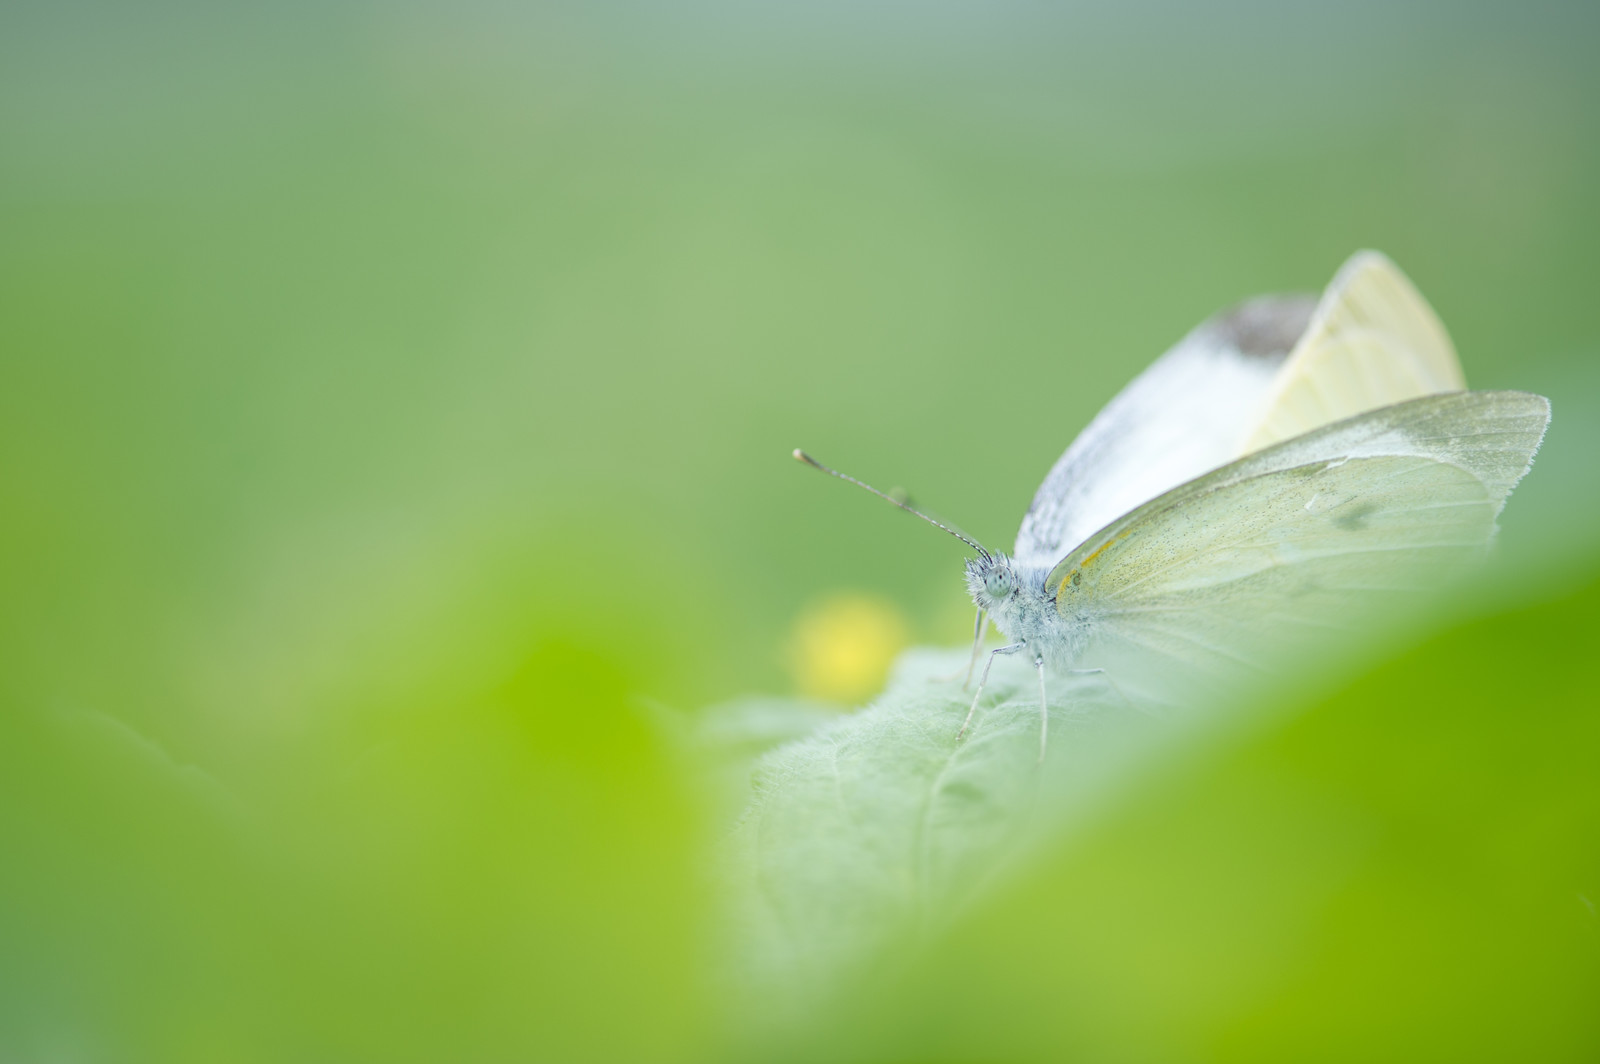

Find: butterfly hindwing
1236;251;1467;455
1049;391;1550;699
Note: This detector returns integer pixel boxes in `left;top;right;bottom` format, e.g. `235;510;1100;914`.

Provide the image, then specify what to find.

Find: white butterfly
797;252;1550;758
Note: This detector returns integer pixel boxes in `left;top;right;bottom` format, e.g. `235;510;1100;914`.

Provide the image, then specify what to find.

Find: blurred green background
2;1;1597;1060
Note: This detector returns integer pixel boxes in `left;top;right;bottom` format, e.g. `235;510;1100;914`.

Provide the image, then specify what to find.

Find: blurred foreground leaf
718;575;1600;1062
0;630;714;1063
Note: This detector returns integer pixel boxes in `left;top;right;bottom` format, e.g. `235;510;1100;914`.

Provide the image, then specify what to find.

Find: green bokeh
2;1;1597;1059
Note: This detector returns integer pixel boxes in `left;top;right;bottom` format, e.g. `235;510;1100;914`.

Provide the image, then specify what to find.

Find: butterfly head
965;552;1020;610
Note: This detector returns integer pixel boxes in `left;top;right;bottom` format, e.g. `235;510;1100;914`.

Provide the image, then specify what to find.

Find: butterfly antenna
793;449;991;559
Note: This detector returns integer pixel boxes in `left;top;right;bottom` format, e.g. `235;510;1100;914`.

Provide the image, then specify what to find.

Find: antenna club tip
792;448;806;461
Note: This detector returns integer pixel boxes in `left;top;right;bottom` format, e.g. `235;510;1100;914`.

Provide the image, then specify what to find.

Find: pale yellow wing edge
1236;251;1467;455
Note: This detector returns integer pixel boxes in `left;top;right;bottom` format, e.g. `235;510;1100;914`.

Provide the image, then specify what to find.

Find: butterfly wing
1236;251;1466;455
1016;251;1464;571
1013;295;1316;569
1048;391;1550;702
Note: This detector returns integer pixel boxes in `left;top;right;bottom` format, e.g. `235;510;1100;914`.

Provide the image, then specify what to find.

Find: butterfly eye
985;572;1011;599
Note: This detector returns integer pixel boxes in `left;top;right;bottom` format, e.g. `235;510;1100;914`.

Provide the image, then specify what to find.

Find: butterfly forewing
1013;296;1314;570
1017;252;1475;575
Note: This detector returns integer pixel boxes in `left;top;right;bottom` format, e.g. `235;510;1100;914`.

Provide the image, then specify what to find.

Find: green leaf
721;649;1169;1018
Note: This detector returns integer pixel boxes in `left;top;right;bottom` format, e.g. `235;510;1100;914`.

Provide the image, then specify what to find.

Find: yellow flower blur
786;593;910;703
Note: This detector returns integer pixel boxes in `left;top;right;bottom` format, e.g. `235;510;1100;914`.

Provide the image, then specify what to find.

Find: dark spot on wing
1333;503;1378;531
1195;294;1318;361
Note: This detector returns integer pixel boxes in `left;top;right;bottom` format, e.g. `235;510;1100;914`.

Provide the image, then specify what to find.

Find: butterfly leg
1036;657;1048;763
957;643;1021;741
933;609;989;685
962;610;989;689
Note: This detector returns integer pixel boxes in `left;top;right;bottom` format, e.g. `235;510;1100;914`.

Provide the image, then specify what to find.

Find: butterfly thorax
964;553;1081;669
